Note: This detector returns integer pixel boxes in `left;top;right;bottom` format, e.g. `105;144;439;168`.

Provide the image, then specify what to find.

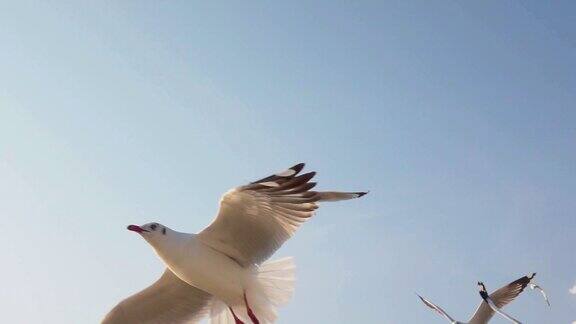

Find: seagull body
150;231;247;307
418;273;547;324
102;163;367;324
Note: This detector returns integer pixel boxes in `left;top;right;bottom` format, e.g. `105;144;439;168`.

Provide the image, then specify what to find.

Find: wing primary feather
261;172;316;192
268;182;317;195
251;163;305;184
198;163;367;266
416;293;456;323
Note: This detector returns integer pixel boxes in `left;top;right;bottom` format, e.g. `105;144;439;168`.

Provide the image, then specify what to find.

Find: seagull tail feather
209;257;296;324
246;257;296;323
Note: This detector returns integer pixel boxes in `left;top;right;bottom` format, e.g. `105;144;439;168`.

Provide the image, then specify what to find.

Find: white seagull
417;273;545;324
102;163;367;324
529;283;550;307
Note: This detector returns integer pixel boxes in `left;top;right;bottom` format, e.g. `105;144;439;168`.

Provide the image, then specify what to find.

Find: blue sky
1;1;575;323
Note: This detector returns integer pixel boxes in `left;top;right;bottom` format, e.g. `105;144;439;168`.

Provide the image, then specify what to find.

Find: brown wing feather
468;273;535;324
198;163;367;266
490;273;535;308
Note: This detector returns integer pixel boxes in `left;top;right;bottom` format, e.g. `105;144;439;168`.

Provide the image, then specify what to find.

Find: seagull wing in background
102;269;211;324
416;294;458;323
198;163;366;266
468;273;535;324
529;283;550;307
482;296;521;324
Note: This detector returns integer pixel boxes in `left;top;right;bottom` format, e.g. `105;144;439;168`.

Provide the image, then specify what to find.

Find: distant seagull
102;163;367;324
529;283;550;307
417;273;545;324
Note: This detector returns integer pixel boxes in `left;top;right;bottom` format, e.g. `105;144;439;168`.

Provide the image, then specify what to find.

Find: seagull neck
147;230;193;255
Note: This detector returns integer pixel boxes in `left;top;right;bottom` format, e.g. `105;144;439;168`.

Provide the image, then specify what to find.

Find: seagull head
127;222;172;245
477;282;489;300
477;282;486;291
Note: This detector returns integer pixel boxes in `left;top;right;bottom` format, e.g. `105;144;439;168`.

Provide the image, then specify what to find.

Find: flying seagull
529;283;550;307
417;273;544;324
102;163;367;324
477;281;522;324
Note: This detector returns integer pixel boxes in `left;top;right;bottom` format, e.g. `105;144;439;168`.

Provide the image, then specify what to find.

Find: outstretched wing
483;296;522;324
198;163;366;266
469;273;534;324
416;294;457;323
102;269;212;324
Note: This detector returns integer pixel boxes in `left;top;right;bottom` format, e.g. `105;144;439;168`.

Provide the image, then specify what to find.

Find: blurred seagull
477;281;522;324
102;163;367;324
418;273;543;324
529;283;550;307
416;294;462;324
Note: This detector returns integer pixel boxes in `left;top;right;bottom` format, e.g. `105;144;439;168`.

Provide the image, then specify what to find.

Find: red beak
127;225;148;233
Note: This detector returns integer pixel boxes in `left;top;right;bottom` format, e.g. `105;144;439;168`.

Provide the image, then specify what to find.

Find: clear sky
1;1;575;323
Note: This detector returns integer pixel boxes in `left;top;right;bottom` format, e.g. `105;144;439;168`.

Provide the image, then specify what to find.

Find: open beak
127;224;149;233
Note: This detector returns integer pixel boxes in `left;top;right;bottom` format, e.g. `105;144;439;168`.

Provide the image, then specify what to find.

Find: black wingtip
355;191;369;198
529;272;536;279
251;163;306;184
291;163;306;173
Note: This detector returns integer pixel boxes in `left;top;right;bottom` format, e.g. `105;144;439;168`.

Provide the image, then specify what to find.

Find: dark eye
150;224;157;230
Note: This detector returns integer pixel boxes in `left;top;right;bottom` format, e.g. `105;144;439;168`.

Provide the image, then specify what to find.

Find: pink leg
229;306;245;324
244;292;260;324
